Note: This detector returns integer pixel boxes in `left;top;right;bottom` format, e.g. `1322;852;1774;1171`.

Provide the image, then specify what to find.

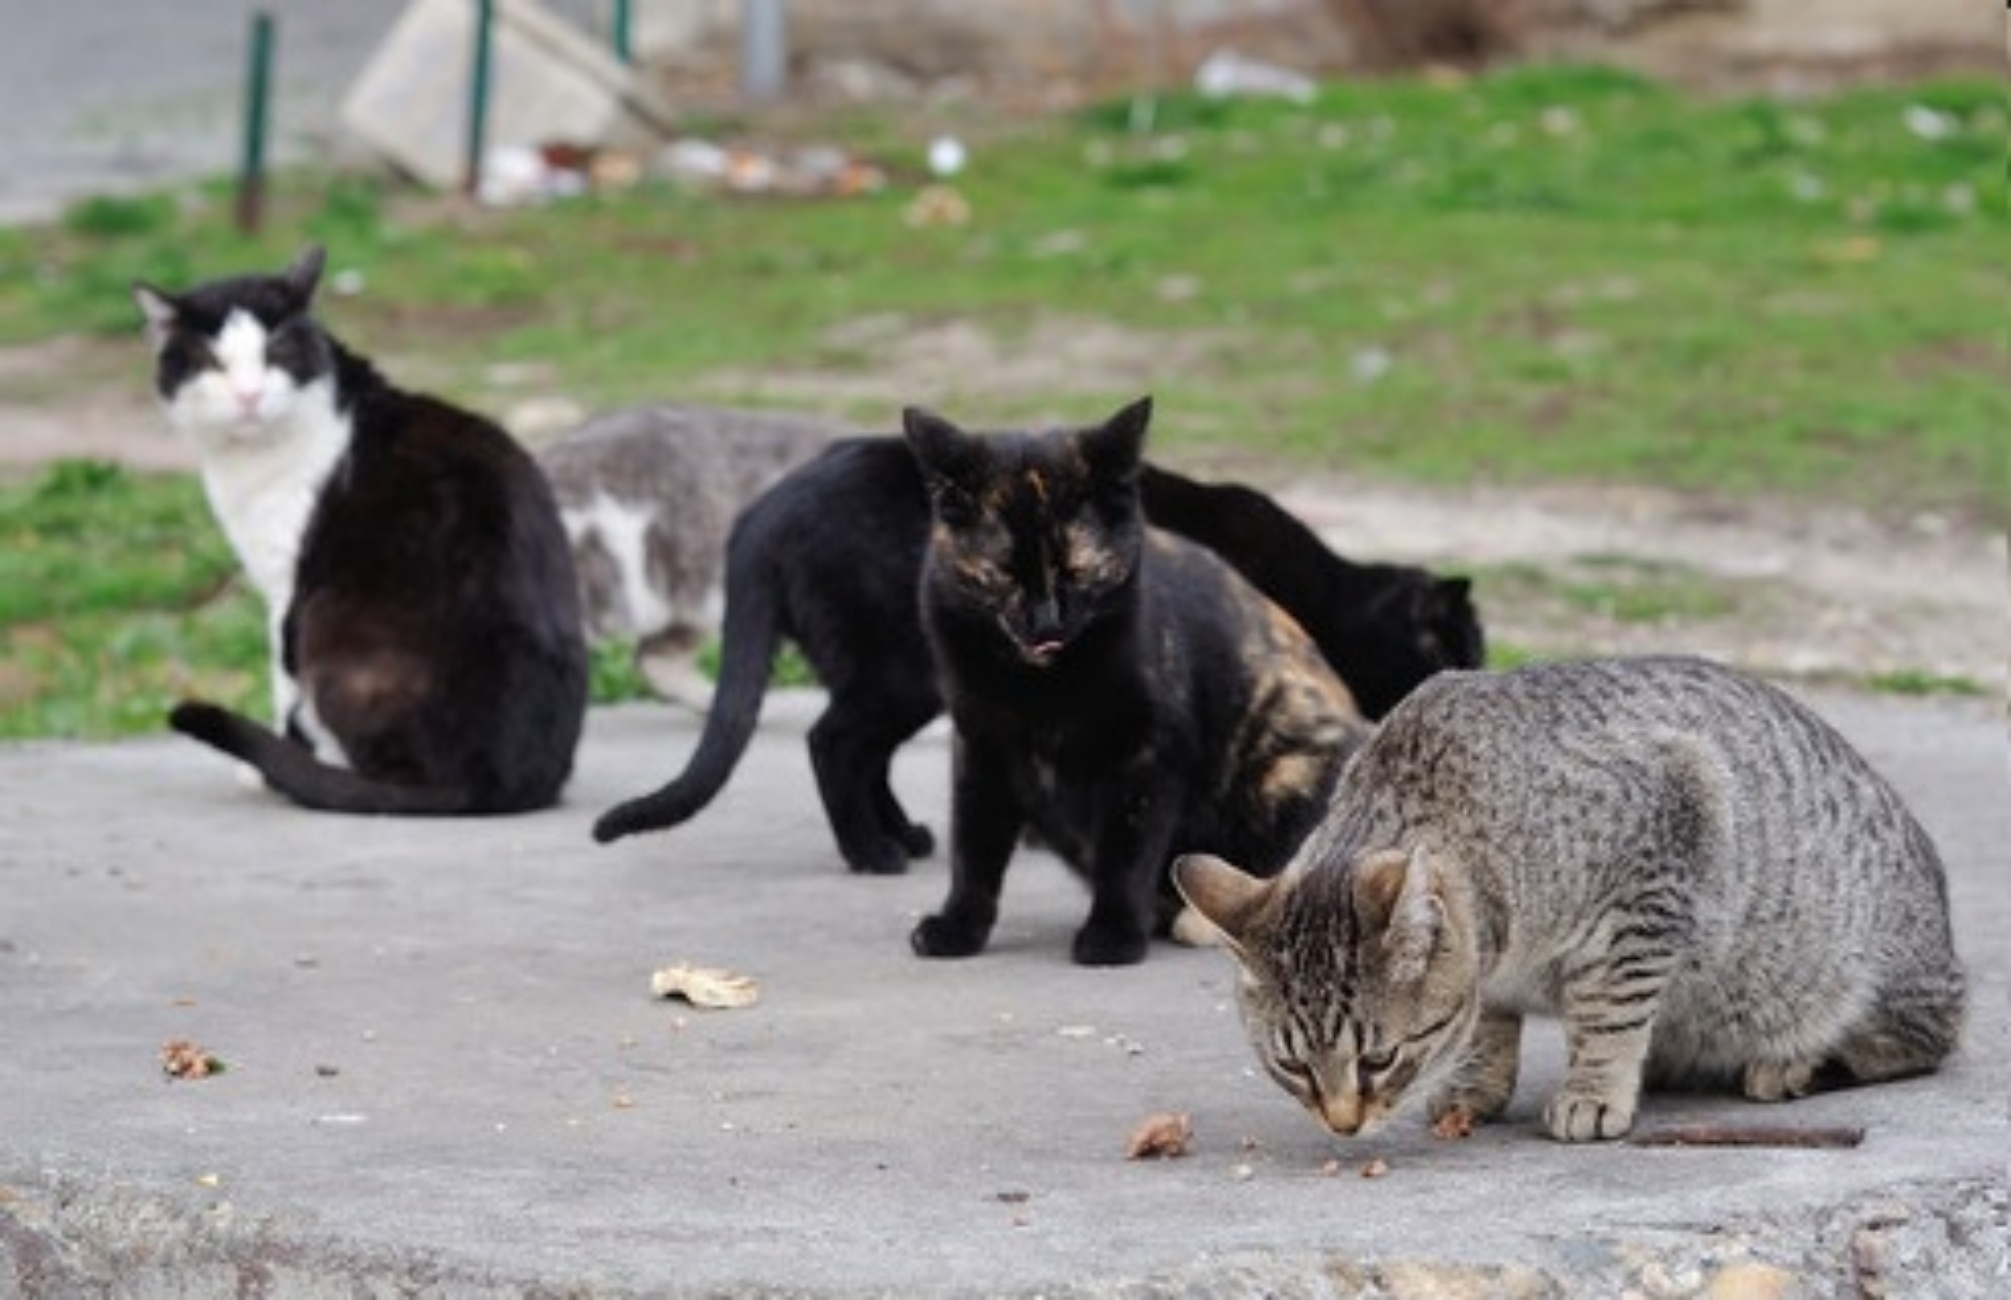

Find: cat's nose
1316;1094;1365;1136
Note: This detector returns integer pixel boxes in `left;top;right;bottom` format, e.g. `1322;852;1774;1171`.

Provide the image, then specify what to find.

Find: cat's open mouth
1021;639;1065;665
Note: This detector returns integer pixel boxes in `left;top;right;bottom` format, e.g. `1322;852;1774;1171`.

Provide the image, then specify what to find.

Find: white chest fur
193;393;349;607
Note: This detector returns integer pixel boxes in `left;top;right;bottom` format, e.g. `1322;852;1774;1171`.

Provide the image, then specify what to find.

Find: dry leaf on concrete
1125;1111;1193;1160
160;1039;225;1080
649;962;760;1010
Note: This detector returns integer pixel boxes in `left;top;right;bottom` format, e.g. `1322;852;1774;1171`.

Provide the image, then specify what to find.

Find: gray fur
536;404;836;701
1176;655;1965;1142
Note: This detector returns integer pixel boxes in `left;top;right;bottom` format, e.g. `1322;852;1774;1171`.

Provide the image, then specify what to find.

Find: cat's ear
903;407;986;519
1354;847;1442;985
132;283;177;348
1081;395;1152;483
283;245;328;302
1173;853;1284;955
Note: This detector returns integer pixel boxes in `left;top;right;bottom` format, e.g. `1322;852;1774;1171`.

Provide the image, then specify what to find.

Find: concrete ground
0;687;2005;1296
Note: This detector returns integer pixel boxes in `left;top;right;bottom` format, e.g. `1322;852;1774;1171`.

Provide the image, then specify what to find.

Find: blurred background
0;0;2001;737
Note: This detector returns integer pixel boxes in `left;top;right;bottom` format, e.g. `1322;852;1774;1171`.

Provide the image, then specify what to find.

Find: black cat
904;396;1367;964
594;411;1482;872
135;247;588;814
595;436;944;867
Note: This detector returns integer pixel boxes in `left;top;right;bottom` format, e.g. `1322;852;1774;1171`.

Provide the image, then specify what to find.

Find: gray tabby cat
1175;656;1964;1142
536;404;836;703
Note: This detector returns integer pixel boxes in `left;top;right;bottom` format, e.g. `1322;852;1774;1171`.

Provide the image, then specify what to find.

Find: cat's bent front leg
1429;1007;1522;1127
913;736;1021;959
1072;775;1183;967
1546;969;1669;1142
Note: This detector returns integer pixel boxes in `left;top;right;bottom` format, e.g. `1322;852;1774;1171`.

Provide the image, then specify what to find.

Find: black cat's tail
591;527;783;845
169;703;477;816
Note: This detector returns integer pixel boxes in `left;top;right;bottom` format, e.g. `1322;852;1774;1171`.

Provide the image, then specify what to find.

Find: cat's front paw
1542;1089;1636;1142
1428;1086;1509;1129
1071;921;1150;967
912;913;990;959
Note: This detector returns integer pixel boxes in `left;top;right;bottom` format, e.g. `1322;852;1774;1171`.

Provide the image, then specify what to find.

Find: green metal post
464;0;495;196
613;0;633;64
235;9;274;234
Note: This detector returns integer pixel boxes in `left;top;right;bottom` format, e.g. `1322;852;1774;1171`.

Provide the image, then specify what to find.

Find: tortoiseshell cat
134;246;587;814
905;397;1370;966
1176;656;1965;1141
595;432;1477;874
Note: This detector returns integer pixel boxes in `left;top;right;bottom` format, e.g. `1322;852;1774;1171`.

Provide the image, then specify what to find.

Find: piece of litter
650;962;760;1010
1126;1112;1193;1160
161;1039;224;1080
1361;1158;1391;1179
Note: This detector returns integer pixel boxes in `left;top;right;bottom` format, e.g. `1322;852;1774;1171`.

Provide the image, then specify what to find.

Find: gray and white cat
536;404;836;703
1176;655;1965;1142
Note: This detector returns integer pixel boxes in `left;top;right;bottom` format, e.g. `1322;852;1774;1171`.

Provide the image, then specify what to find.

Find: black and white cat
134;246;588;814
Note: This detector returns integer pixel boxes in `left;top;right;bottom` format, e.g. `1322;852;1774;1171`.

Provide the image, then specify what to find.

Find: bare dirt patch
695;313;1228;414
4;321;2002;696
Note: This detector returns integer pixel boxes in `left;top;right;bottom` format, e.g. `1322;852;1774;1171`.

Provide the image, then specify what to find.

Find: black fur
147;250;588;815
595;420;1482;871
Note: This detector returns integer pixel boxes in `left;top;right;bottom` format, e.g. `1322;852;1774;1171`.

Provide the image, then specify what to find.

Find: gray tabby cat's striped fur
1175;656;1964;1142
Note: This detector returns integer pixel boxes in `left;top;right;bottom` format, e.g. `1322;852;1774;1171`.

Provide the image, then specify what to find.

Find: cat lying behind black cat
595;398;1483;880
135;247;588;815
1136;466;1482;719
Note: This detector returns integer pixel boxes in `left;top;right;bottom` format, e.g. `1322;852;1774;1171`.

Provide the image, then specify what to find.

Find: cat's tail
170;702;477;816
591;528;783;845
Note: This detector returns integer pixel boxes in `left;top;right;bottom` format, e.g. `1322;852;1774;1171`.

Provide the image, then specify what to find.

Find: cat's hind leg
1758;978;1965;1099
808;678;940;875
634;626;713;711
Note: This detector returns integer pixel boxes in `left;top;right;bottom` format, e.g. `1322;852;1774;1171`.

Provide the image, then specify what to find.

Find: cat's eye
171;337;218;370
1358;1047;1397;1075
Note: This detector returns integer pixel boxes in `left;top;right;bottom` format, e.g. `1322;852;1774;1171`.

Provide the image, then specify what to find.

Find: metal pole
464;0;496;196
612;0;633;64
235;9;274;234
741;0;787;102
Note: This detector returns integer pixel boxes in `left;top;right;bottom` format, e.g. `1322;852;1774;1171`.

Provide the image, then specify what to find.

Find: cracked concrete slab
0;689;2005;1296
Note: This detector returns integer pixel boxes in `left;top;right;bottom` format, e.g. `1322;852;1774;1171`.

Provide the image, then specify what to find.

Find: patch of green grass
0;68;2003;737
1553;554;1741;625
1474;554;1754;630
0;461;262;738
1864;668;1989;699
